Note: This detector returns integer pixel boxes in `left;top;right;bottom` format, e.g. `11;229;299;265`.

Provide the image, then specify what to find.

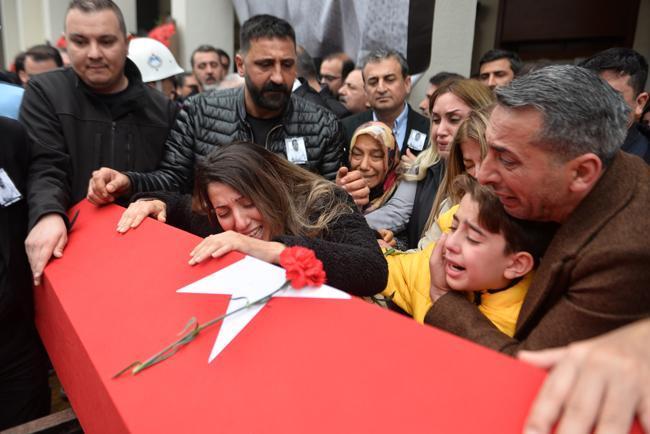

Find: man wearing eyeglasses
319;52;354;97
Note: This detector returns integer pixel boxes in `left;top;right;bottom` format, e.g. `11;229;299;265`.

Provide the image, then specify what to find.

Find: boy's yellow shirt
382;241;436;324
381;205;532;337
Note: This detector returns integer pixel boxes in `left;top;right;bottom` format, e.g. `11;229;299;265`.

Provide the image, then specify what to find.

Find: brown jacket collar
516;151;636;333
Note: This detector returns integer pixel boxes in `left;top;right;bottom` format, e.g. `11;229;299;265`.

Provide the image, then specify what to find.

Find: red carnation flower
116;246;328;377
279;247;326;289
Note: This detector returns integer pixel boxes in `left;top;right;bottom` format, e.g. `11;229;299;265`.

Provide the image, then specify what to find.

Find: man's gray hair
360;48;409;79
495;65;629;164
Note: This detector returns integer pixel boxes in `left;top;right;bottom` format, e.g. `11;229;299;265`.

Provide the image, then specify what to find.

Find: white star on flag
177;255;350;362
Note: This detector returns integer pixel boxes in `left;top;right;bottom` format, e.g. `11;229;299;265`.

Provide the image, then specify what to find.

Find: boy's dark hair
239;15;296;55
452;174;555;265
190;44;219;68
429;71;464;87
25;44;64;67
579;47;648;96
66;0;127;35
479;49;522;76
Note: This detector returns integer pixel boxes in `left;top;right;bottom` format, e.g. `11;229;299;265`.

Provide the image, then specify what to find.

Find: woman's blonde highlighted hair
403;79;494;182
194;142;354;238
422;110;492;236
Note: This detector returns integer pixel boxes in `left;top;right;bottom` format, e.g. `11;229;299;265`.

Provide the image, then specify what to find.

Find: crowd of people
1;0;649;432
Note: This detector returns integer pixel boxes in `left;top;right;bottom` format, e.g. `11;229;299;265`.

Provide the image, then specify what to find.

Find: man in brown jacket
425;65;650;355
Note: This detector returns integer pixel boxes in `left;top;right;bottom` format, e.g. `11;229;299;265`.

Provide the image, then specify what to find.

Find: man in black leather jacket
20;0;177;286
87;14;345;204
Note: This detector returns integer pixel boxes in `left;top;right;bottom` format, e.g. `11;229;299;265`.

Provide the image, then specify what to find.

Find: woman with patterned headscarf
348;121;401;213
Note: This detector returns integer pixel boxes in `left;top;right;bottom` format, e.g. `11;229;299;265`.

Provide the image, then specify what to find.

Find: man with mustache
19;0;177;286
87;14;344;205
190;45;225;91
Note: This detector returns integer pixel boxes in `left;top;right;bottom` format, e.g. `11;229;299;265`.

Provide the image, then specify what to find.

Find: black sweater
139;189;388;297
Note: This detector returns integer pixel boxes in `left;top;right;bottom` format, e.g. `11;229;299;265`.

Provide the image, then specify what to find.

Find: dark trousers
0;319;51;430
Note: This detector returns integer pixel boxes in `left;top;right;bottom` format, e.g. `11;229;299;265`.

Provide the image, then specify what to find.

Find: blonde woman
403;79;494;248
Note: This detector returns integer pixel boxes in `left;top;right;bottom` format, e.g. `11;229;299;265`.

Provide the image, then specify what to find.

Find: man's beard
245;76;290;111
202;83;220;92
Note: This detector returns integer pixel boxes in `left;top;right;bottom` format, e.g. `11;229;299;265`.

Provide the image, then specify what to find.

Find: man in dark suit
341;48;430;160
0;116;50;430
580;47;650;163
425;65;650;355
337;49;429;206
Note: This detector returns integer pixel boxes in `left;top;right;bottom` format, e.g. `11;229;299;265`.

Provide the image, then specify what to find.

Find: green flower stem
383;248;405;256
113;280;291;378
